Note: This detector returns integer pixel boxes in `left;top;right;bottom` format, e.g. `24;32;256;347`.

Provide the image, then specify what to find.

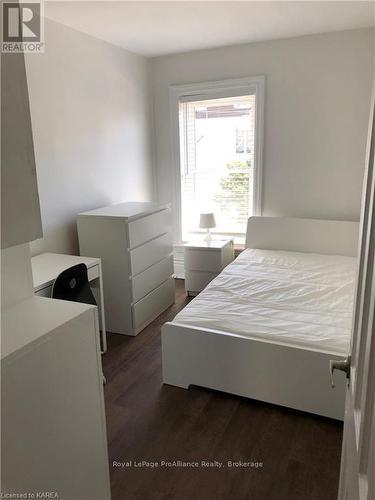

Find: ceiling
45;1;375;57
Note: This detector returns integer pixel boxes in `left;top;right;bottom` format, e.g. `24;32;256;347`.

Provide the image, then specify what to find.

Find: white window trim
169;75;265;244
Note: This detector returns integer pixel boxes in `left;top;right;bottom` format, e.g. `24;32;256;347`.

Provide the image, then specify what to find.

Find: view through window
179;94;256;241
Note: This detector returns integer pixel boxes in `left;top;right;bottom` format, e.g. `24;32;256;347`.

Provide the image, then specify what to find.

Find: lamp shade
199;213;216;229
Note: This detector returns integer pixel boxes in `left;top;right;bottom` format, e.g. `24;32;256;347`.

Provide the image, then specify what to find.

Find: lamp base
204;229;212;242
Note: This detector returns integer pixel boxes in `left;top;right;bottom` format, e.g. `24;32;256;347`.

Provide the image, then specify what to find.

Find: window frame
169;76;265;244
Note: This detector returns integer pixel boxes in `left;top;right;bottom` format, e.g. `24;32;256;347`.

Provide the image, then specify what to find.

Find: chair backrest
52;263;97;306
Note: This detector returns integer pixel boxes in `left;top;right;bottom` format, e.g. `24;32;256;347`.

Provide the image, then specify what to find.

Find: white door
336;92;375;500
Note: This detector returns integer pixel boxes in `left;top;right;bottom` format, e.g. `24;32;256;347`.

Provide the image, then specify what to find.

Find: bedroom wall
151;28;374;242
26;19;154;255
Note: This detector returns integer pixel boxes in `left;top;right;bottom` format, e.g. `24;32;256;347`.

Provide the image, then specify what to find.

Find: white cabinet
77;202;174;336
1;296;111;500
184;239;234;295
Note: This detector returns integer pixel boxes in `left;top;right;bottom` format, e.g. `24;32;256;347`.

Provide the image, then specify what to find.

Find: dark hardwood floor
103;279;343;500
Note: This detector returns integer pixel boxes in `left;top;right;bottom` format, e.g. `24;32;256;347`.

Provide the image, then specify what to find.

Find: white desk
31;253;107;352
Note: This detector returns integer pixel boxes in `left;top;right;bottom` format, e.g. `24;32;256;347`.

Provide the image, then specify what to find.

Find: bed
161;217;359;420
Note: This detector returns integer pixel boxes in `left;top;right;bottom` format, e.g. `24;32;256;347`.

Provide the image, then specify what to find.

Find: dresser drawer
87;264;99;282
128;208;171;249
184;248;223;272
132;254;173;303
130;232;173;275
132;277;175;330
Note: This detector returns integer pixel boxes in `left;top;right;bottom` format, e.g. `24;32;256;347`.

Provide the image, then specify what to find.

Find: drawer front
130;232;173;276
132;255;173;303
185;270;218;293
87;264;100;282
132;277;175;330
184;248;223;272
35;286;52;298
128;208;171;249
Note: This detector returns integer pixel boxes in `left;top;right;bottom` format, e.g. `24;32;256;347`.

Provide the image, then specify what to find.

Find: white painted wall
26;19;154;255
152;28;374;241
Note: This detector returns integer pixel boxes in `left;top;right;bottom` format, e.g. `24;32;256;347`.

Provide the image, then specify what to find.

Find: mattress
174;249;357;355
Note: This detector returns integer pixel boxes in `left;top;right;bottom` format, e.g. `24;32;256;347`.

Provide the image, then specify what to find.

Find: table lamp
199;213;216;242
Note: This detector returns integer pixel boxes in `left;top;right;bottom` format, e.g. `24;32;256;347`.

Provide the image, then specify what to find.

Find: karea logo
2;1;44;53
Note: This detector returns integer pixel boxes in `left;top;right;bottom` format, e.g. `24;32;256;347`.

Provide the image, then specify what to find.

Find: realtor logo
2;1;44;52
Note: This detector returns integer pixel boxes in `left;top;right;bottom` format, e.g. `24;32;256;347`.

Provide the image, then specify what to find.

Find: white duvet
174;249;357;355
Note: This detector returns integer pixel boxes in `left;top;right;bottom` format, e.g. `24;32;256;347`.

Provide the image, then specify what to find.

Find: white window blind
179;95;256;241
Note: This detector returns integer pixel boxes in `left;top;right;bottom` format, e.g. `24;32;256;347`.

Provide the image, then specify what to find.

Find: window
235;128;251;155
171;77;264;243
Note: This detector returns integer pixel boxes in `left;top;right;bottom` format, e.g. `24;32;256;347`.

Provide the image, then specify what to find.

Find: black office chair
51;263;96;306
52;264;106;383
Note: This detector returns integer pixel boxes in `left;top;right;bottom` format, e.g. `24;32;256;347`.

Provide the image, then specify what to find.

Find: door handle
329;356;351;388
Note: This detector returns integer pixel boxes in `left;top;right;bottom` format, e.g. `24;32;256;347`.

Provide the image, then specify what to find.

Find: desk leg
98;263;107;353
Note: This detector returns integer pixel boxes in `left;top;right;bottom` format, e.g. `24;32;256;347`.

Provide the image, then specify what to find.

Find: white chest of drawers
77;202;174;336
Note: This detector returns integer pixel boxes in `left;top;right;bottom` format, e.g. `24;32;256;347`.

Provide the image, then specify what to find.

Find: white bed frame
162;217;359;420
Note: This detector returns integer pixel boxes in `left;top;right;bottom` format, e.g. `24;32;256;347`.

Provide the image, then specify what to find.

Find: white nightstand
184;239;234;296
